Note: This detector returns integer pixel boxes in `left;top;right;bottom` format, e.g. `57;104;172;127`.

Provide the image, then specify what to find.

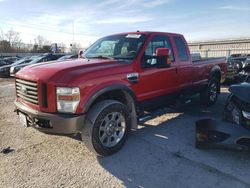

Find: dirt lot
0;78;250;188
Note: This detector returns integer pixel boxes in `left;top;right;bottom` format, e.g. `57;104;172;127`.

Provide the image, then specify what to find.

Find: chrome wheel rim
99;112;126;148
209;82;217;101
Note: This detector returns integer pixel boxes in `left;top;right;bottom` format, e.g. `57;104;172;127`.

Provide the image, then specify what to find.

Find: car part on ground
196;77;250;151
196;119;250;151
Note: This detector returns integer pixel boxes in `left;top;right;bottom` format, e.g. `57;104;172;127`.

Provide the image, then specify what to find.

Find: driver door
135;34;179;103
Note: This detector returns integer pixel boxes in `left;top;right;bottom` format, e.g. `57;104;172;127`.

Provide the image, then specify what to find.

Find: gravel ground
0;78;250;188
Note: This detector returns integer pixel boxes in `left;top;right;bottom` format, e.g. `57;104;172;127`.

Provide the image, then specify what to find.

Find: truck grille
16;78;38;105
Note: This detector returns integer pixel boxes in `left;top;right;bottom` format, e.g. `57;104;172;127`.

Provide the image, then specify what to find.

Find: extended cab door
172;35;193;89
135;34;179;102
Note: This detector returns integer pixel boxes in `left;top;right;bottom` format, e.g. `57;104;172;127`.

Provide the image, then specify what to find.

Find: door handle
127;73;139;84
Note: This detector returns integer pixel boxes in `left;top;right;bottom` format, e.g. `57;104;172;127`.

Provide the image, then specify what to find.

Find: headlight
10;67;14;72
56;87;80;113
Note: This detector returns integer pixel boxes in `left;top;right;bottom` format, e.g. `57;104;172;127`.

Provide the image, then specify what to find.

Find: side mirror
156;48;169;56
156;48;171;68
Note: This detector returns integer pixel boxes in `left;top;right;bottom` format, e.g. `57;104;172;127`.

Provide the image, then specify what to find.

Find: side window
174;36;188;62
143;35;174;67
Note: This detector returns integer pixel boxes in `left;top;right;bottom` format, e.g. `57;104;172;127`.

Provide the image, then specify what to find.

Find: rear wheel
81;100;131;156
200;77;220;106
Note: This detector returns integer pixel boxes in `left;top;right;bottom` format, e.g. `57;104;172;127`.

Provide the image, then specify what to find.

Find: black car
0;56;34;77
0;60;14;67
3;56;20;62
226;54;250;82
10;53;64;76
228;54;250;71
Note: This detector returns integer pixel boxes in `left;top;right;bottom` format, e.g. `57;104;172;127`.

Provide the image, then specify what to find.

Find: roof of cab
107;31;183;37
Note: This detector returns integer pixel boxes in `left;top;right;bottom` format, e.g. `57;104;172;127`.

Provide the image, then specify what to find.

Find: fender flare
83;84;138;114
210;65;221;80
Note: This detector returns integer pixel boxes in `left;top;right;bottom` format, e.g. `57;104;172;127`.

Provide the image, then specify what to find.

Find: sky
0;0;249;48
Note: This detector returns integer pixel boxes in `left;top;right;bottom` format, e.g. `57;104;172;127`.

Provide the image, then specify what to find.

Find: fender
83;84;138;114
210;65;221;80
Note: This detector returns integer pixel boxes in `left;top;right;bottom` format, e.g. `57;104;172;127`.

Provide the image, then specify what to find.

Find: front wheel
81;100;131;156
200;77;220;106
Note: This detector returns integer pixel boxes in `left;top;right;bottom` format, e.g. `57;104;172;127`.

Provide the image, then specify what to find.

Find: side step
138;97;192;123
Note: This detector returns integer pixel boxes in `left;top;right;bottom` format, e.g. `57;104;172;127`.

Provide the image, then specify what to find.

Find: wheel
200;77;220;106
81;100;131;156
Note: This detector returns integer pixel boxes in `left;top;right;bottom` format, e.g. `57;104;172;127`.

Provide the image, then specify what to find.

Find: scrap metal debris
1;147;15;154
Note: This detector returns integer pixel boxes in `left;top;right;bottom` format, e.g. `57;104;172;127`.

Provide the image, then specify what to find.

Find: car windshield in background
29;56;45;64
12;56;37;66
83;34;147;60
0;61;10;66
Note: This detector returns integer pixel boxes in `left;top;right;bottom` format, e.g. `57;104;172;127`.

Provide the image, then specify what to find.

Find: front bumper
15;101;85;134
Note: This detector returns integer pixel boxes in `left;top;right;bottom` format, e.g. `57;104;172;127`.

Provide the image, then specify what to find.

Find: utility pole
72;21;75;43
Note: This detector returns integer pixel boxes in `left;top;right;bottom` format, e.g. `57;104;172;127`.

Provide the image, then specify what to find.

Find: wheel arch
210;65;221;82
83;84;138;130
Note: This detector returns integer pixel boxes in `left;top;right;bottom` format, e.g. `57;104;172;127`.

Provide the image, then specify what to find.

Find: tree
5;29;22;47
0;28;4;41
0;40;11;52
34;35;51;47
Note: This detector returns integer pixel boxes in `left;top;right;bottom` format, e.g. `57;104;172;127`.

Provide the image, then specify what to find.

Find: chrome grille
16;78;38;105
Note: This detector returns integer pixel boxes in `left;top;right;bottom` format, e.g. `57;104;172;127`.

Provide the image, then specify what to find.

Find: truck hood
16;58;130;84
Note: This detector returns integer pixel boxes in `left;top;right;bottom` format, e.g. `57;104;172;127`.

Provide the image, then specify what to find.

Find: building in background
188;38;250;58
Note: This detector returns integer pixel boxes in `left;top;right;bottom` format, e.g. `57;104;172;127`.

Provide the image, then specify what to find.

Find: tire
81;100;131;156
200;77;220;106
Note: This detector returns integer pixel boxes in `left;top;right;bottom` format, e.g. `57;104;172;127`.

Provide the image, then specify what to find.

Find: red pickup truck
14;31;227;156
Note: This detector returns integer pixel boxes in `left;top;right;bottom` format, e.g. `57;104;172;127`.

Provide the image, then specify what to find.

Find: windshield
12;56;37;66
84;34;147;60
29;56;45;64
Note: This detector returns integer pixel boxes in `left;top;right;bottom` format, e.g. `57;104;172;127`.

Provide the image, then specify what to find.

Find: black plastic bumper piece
196;119;250;151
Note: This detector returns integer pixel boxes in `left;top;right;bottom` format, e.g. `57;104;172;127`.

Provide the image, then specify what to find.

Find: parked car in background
0;59;14;67
10;53;64;77
3;56;21;62
57;54;78;61
0;56;35;77
226;54;250;82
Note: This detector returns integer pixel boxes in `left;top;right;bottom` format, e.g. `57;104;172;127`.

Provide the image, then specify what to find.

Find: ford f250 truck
14;31;227;156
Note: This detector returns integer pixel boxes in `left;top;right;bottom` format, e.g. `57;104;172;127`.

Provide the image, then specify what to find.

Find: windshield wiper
89;55;114;60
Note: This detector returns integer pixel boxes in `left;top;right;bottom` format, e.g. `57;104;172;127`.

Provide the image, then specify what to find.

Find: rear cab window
173;36;189;62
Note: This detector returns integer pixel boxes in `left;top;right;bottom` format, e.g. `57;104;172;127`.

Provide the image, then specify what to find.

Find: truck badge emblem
20;86;28;94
